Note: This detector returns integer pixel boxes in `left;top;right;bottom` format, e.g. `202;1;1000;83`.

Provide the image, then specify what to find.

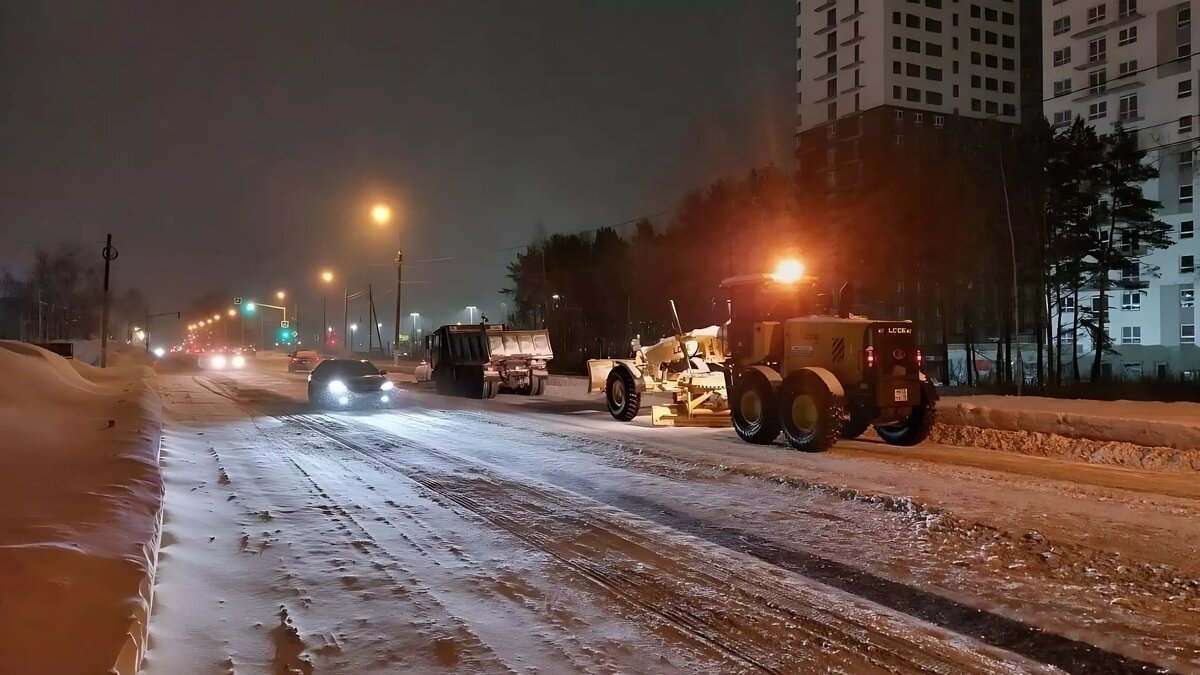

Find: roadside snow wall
936;395;1200;473
0;340;163;674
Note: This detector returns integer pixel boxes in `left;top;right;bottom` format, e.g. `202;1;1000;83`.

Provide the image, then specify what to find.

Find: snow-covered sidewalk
0;342;164;675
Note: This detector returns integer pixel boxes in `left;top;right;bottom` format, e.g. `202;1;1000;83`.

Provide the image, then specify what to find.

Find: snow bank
942;395;1200;450
937;395;1200;472
0;341;163;674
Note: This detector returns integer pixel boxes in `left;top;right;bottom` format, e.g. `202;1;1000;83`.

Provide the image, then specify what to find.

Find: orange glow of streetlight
213;314;220;321
371;203;392;225
321;270;334;284
276;290;286;300
228;309;236;317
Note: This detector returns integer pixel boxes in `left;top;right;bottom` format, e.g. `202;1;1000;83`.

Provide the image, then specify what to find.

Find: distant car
288;350;320;373
307;359;395;408
199;348;247;370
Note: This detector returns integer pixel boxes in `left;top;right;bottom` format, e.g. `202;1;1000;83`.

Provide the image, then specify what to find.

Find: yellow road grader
588;259;938;451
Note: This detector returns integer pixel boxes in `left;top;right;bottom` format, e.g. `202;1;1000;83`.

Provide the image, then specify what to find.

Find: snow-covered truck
416;324;553;398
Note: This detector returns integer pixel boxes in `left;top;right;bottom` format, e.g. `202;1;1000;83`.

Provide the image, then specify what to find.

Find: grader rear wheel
778;371;843;453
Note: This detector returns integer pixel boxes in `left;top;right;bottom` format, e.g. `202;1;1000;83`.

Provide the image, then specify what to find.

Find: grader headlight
772;258;805;283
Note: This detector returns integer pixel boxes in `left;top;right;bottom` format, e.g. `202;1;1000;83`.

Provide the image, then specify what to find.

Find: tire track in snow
279;412;1057;675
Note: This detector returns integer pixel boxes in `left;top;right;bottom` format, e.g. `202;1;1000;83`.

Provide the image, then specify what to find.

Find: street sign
234;296;242;305
281;320;290;328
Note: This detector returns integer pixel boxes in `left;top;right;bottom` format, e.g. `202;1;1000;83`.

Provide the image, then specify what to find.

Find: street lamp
228;309;236;317
371;202;402;363
466;305;477;323
276;290;286;301
320;271;334;351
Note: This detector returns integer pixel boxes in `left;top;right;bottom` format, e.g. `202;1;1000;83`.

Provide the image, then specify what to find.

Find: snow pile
937;395;1200;472
0;341;163;675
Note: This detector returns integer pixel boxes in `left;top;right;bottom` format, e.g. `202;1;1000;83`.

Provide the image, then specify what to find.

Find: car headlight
328;380;348;393
211;355;227;369
232;355;246;368
380;380;394;391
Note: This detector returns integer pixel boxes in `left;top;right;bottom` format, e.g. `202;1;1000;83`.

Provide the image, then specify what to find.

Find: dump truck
416;323;552;398
587;302;730;427
722;263;937;452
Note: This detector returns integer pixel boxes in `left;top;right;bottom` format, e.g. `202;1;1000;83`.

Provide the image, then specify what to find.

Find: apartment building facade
1043;0;1199;379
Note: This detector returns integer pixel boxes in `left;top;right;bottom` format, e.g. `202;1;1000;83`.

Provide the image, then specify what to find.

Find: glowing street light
350;323;358;331
321;270;334;284
228;309;236;317
213;314;220;321
371;203;392;225
276;290;286;300
466;305;477;323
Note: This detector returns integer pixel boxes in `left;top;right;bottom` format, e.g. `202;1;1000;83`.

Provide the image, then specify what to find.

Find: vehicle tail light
865;346;876;369
916;349;923;366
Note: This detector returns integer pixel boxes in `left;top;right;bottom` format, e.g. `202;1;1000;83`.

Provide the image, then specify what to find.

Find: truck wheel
606;368;640;421
529;376;546;396
875;382;937;446
731;372;780;444
779;372;843;452
840;412;871;440
434;367;454;396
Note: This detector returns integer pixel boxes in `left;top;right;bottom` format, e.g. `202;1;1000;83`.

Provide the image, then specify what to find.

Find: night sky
1;1;793;338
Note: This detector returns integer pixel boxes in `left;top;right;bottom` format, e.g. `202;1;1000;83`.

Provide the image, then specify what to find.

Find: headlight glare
328;380;348;393
380;380;395;391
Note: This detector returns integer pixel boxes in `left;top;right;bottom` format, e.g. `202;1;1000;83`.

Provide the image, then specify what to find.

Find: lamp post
320;271;334;351
371;203;402;364
467;305;477;324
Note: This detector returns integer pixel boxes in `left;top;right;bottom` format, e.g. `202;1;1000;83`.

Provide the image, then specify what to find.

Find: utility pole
99;234;118;367
1000;157;1023;396
367;284;374;354
393;248;403;364
343;287;349;356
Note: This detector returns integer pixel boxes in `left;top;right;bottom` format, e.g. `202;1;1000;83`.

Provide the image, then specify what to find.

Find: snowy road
143;360;1199;674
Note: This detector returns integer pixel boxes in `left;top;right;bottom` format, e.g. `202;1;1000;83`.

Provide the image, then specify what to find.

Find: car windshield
318;361;378;378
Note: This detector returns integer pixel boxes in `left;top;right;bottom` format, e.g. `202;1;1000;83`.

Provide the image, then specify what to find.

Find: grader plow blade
651;405;731;428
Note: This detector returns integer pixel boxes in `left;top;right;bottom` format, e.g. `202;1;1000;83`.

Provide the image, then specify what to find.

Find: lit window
933;114;945;128
894;110;904;121
1182;286;1196;308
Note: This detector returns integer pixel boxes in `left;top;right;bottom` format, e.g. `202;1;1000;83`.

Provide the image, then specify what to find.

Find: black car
307;359;395;408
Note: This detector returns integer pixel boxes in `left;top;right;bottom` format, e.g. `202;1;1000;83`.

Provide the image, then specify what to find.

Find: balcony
1070;11;1143;40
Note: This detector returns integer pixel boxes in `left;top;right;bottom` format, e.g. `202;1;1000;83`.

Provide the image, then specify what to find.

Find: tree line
502;118;1173;385
0;243;147;343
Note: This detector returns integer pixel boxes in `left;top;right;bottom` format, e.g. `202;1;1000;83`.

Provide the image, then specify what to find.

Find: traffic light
278;327;292;344
244;302;256;313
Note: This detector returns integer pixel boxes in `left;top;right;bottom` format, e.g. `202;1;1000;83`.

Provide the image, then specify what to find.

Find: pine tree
1088;123;1171;381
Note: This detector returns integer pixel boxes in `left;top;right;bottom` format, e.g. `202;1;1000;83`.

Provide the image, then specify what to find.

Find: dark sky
1;1;793;337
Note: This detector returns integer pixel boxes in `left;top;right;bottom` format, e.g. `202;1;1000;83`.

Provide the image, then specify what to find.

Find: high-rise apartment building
1044;0;1198;379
